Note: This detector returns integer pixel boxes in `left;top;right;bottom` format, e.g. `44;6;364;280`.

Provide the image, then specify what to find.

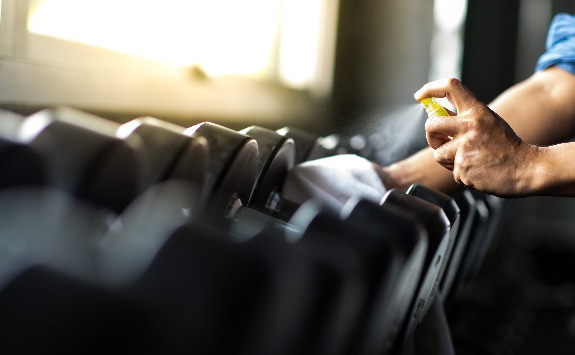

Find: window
429;0;468;111
0;0;338;126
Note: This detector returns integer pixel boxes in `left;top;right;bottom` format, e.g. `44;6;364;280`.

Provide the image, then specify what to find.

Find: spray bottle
419;97;450;117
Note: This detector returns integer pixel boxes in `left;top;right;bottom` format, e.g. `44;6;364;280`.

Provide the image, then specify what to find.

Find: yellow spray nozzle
419;98;450;117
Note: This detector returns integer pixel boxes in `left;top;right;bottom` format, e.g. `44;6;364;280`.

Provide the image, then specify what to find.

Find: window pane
26;0;335;92
27;0;281;77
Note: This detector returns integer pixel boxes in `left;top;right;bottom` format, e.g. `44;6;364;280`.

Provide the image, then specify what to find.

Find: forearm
377;147;461;194
490;67;575;145
528;142;575;196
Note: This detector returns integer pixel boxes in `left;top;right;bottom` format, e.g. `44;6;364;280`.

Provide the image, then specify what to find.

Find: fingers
432;139;458;172
425;114;462;149
426;131;451;150
414;78;479;112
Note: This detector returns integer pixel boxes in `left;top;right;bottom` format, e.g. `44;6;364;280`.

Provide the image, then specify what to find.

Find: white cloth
281;154;387;213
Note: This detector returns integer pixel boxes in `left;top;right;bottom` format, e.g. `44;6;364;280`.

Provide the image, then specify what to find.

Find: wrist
517;144;546;195
373;162;410;191
526;143;575;196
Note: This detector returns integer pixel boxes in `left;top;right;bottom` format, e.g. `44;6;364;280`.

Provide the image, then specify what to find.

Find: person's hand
282;154;387;213
414;78;540;197
371;162;409;192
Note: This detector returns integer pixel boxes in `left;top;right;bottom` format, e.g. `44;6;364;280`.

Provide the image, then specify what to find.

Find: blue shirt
535;13;575;74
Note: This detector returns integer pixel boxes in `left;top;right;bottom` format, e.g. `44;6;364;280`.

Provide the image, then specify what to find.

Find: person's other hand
414;78;539;197
282;154;387;213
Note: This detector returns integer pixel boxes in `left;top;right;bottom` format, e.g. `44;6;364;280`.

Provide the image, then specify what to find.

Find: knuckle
434;146;454;170
454;152;470;171
433;147;445;161
460;139;475;151
467;117;480;131
446;77;461;89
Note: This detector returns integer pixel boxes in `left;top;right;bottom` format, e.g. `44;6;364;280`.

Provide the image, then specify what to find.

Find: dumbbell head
184;122;258;223
284;201;374;354
0;187;114;286
443;189;477;302
19;106;144;213
276;126;318;164
0;137;46;189
290;199;429;355
380;189;451;350
340;197;428;355
238;126;295;210
455;191;502;293
97;180;204;287
118;117;208;192
276;126;337;164
407;184;460;231
0;265;158;354
406;183;461;297
231;198;367;354
129;222;275;354
230;226;358;355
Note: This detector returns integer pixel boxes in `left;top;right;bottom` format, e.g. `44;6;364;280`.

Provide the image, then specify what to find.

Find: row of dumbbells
0;106;501;354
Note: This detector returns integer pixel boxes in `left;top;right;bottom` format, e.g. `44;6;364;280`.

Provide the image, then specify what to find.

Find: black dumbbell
182;122;259;225
124;220;360;355
79;117;211;285
276;197;427;355
441;189;477;303
19;106;144;213
224;200;368;354
0;136;46;189
238;125;295;211
222;127;434;353
117;116;209;194
338;197;428;355
119;222;267;354
237;226;365;355
406;183;462;298
239;125;363;222
96;176;360;355
276;126;338;164
452;191;504;296
0;186;115;282
98;123;280;286
333;133;376;158
230;197;401;355
0;264;158;354
97;179;204;286
470;192;505;277
380;189;451;351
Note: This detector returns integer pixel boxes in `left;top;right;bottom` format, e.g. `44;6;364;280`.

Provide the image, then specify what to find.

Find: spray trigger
419;98;450;117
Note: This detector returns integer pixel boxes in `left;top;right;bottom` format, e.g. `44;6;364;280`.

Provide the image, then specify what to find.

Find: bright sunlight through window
27;0;336;91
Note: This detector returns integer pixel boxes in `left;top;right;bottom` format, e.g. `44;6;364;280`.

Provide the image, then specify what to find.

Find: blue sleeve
535;13;575;74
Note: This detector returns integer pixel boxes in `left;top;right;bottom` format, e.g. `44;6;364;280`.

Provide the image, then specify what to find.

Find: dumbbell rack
0;106;504;355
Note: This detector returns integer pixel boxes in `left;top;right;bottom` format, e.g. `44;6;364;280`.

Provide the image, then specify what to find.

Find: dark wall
330;0;434;132
462;0;574;104
461;0;521;104
553;0;575;14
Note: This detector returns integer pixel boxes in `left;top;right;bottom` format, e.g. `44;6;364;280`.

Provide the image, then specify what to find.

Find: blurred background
0;0;569;161
0;0;563;131
2;0;575;353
